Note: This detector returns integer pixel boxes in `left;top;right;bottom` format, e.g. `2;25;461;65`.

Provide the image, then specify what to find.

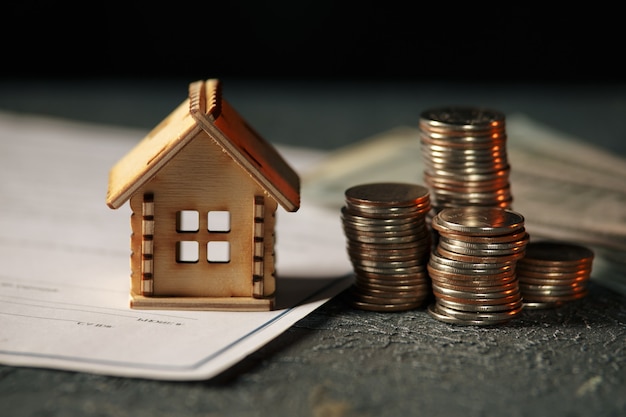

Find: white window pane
207;241;230;262
177;210;199;232
208;211;230;232
177;241;199;263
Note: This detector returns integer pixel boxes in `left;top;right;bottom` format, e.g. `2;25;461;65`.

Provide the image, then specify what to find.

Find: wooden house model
106;79;300;311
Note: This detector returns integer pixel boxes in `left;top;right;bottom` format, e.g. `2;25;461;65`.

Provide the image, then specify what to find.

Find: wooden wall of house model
106;79;301;311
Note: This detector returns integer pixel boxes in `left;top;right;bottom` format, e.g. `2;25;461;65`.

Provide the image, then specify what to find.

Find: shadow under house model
106;79;301;311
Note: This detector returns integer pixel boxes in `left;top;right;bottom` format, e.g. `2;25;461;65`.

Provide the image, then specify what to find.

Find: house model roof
106;79;301;212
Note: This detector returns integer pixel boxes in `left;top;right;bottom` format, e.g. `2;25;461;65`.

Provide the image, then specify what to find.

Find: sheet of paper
302;114;626;294
0;112;353;381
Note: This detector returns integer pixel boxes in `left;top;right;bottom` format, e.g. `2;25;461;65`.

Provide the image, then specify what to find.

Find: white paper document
0;112;353;381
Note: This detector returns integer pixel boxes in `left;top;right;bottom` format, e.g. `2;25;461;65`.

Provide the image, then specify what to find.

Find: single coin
350;299;423;312
424;171;511;190
351;290;426;305
517;275;590;286
427;303;514;326
434;206;524;236
419;106;506;132
341;206;422;225
429;249;516;270
427;263;516;281
434;302;523;322
434;246;526;264
433;290;521;305
520;289;589;303
432;284;519;299
345;182;430;207
436;297;523;312
432;279;519;294
521;241;594;266
438;232;529;248
523;301;565;310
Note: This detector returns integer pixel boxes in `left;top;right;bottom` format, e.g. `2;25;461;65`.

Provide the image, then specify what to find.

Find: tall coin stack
341;182;432;312
419;106;512;213
427;207;529;325
517;241;594;309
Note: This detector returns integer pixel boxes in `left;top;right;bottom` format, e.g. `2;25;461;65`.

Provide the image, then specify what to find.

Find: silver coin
354;282;431;296
351;257;427;269
434;206;524;236
347;249;429;263
520;290;589;303
436;297;523;312
420;134;506;152
345;205;431;219
342;218;428;232
419;106;506;132
439;233;529;250
521;241;594;266
518;283;587;296
425;165;510;181
422;146;509;162
420;132;507;146
427;303;516;326
350;299;424;312
523;301;565;310
351;288;428;305
355;268;430;281
342;226;427;240
437;241;527;257
516;268;591;280
345;182;430;207
435;245;525;264
434;302;523;322
516;262;592;274
341;206;424;225
429;248;516;269
432;284;520;300
432;278;519;293
355;274;430;286
424;170;510;188
345;232;423;244
430;273;518;289
433;289;521;305
427;259;515;276
517;275;590;286
425;181;508;195
354;264;428;276
347;238;432;253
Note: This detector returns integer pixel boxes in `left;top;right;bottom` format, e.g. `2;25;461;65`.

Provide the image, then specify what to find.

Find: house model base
129;293;273;311
106;79;300;312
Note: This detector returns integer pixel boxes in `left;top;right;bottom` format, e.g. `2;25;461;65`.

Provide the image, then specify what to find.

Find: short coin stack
427;206;529;325
341;182;432;312
419;106;513;212
517;241;594;309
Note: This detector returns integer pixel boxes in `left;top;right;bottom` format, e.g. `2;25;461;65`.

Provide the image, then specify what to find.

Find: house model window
207;241;230;263
105;79;300;311
208;211;230;232
176;210;232;263
177;241;199;263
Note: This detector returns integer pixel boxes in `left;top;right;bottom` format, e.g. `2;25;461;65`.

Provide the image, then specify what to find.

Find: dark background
2;3;624;84
2;5;626;417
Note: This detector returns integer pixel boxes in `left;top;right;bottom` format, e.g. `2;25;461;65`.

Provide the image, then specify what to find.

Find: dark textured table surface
1;79;625;417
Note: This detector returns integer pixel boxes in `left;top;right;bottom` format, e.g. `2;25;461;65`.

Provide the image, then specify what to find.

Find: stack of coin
427;206;528;325
517;240;594;309
419;106;512;213
341;182;432;312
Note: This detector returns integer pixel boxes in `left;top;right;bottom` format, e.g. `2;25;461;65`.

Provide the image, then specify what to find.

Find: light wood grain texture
106;79;300;311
